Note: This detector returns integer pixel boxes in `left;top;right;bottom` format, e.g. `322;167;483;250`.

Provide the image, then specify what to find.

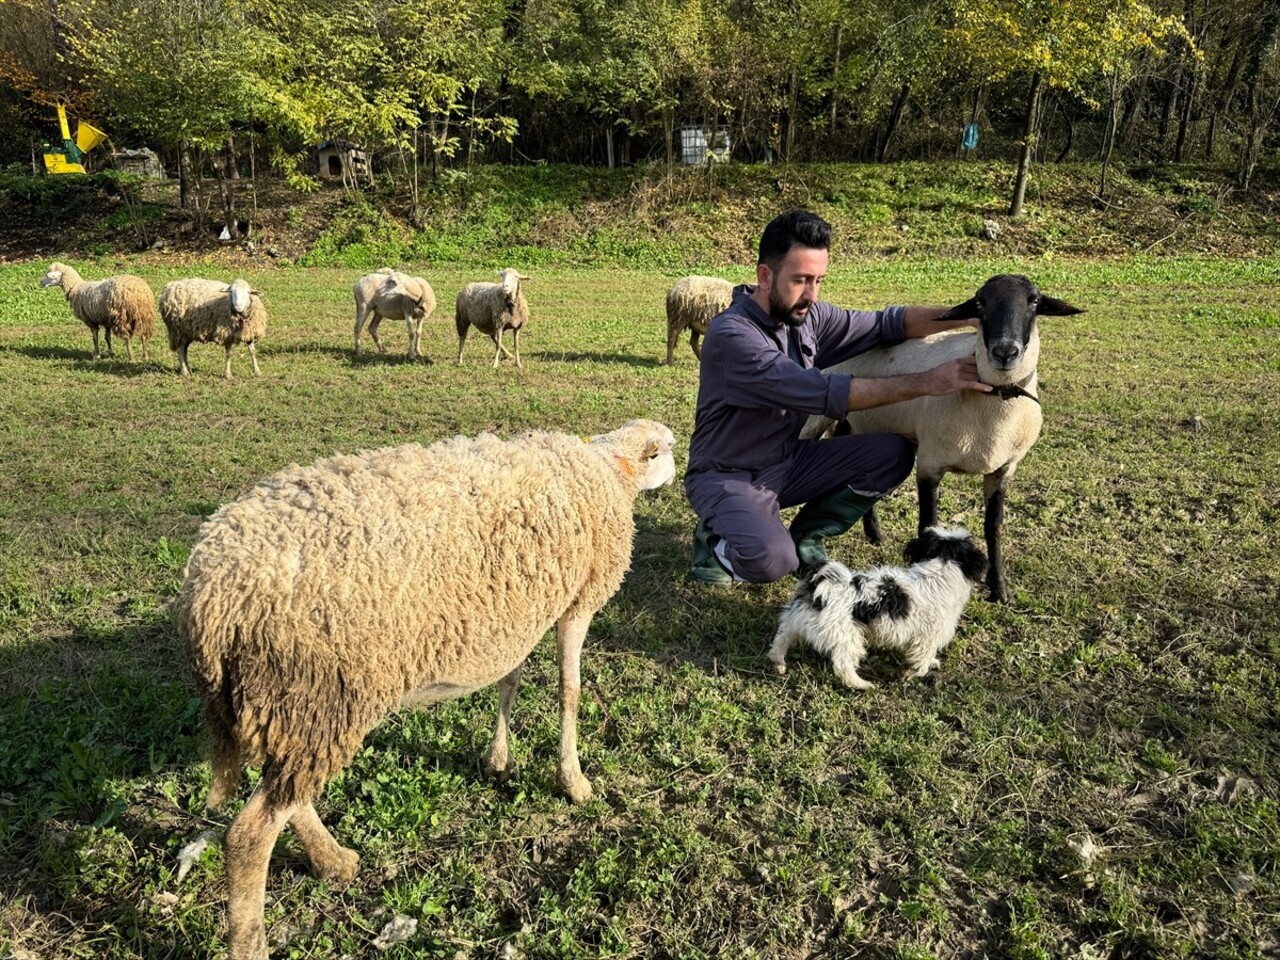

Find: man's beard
768;287;812;327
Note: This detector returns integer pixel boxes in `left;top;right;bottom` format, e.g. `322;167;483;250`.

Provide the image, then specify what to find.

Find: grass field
0;256;1277;959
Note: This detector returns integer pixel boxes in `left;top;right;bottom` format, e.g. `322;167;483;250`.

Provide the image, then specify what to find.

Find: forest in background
1;0;1279;239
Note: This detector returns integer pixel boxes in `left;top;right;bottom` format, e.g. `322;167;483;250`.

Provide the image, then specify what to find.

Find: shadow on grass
0;613;212;958
527;350;663;369
2;343;171;376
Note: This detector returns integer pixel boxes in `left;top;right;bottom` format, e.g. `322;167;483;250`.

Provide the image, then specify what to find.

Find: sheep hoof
313;846;360;883
561;773;593;805
484;758;514;783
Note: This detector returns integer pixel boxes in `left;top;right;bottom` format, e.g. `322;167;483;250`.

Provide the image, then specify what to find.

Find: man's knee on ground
730;532;798;583
880;434;916;491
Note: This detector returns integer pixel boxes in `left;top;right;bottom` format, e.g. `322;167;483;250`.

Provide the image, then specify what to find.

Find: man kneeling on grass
684;209;988;584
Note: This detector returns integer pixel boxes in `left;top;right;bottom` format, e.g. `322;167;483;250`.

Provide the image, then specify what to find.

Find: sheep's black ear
936;296;980;321
1035;295;1085;317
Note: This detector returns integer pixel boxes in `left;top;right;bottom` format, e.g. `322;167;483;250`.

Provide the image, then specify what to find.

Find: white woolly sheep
159;277;267;379
455;267;530;368
665;275;733;364
39;262;155;362
179;418;676;960
802;274;1082;602
353;267;437;360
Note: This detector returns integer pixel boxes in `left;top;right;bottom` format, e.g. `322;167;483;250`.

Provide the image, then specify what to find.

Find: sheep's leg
512;327;521;368
983;467;1011;603
223;345;234;380
455;322;468;364
225;786;296;960
665;322;682;365
247;341;261;377
369;316;386;354
104;328;115;358
91;327;102;361
491;330;504;369
178;343;192;377
290;803;359;882
555;610;594;804
689;331;702;360
916;473;942;534
125;336;135;363
353;306;367;355
484;663;524;781
404;312;418;360
862;506;884;545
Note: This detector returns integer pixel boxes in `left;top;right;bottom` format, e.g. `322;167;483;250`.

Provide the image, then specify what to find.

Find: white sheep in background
159;278;267;380
179;418;676;960
665;275;733;364
802;274;1082;602
39;262;155;362
352;267;437;360
455;267;530;368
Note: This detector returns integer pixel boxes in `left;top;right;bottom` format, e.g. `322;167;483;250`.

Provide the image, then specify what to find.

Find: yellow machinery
42;104;107;174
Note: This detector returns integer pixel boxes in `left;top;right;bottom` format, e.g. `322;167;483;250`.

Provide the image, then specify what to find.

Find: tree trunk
1010;72;1044;217
1053;97;1074;162
664;107;675;172
178;140;193;210
1238;0;1280;189
785;70;799;161
225;134;239;180
1174;67;1197;162
1099;71;1121;197
829;24;843;130
879;82;910;163
213;149;239;240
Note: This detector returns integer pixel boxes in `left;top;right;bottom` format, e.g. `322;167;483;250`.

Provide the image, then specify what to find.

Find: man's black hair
758;209;831;268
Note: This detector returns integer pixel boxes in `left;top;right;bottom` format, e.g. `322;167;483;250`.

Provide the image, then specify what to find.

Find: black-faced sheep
455;267;529;368
39;262;155;362
159;278;267;379
665;275;733;364
352;268;437;360
178;419;676;960
802;274;1082;602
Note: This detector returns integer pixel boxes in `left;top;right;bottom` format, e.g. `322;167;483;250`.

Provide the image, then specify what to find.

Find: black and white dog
768;527;988;689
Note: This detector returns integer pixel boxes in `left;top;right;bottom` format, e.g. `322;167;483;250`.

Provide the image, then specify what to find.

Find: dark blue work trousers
685;433;914;583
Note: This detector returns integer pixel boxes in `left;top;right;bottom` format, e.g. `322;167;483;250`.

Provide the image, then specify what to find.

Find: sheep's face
595;419;677;491
497;268;526;308
39;264;65;288
228;279;254;317
940;274;1083;384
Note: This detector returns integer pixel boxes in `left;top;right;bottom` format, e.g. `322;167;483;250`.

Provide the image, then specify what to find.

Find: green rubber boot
789;487;879;571
689;519;735;585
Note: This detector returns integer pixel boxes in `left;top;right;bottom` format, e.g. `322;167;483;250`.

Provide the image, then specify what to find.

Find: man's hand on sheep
845;356;991;412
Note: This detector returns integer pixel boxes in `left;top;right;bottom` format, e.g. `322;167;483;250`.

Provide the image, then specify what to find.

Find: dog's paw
771;660;787;676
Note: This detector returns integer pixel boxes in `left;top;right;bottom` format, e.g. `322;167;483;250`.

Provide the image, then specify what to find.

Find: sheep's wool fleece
181;429;647;805
160;278;268;350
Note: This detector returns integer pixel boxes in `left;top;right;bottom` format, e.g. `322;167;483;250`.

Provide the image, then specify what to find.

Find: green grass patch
0;256;1277;958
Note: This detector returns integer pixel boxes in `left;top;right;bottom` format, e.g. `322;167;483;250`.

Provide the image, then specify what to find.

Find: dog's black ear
902;530;940;565
955;539;989;584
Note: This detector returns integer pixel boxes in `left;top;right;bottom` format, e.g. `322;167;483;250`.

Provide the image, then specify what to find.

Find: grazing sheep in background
352;267;437;360
179;418;676;960
38;262;155;362
769;526;988;689
801;274;1083;602
159;278;267;380
665;275;733;364
455;267;529;368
